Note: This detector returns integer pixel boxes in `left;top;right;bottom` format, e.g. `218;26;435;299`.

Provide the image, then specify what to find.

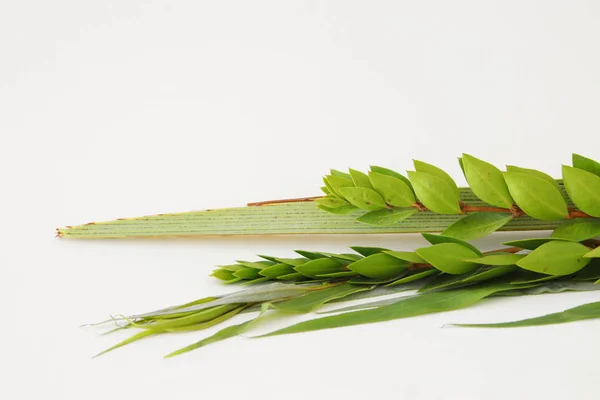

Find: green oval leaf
349;168;373;189
464;253;524;266
584;247;600;258
516;241;591;275
356;208;417;226
413;160;459;195
421;233;482;255
384;251;426;264
325;175;354;198
550;219;600;242
419;265;517;292
294;258;346;278
442;212;513;240
506;165;562;193
350;246;390;257
462;154;513;208
503;171;568;220
347;253;408;279
562;165;600;217
368;171;416;207
503;237;571;250
315;196;350;208
338;187;387;210
407;171;461;214
573;153;600;177
317;204;359;215
415;243;480;274
369;166;414;194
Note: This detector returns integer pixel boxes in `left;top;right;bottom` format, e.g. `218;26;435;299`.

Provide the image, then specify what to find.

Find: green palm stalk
58;153;599;239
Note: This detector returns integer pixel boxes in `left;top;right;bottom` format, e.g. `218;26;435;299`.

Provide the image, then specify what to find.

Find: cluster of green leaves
213;230;600;286
318;153;600;240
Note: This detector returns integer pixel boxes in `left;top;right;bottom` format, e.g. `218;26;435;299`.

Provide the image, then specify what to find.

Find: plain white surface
2;1;600;399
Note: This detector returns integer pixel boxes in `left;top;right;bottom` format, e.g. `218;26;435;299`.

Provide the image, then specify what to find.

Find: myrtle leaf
421;233;482;255
317;204;359;215
315;196;350;209
462;154;513;208
413;160;459;195
407;171;461;214
465;253;525;266
325;175;354;197
347;253;409;279
338;187;387;210
573;153;600;177
550;219;600;242
442;212;513;240
384;251;426;264
356;208;417;226
562;165;600;217
349;168;373;189
368;171;416;207
330;169;352;179
505;165;563;193
350;246;390;257
503;237;570;250
516;241;591;275
294;258;346;278
415;243;480;274
385;269;439;286
504;171;568;220
585;247;600;258
370;166;414;194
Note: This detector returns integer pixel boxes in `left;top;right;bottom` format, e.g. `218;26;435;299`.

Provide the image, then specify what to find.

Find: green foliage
357;208;416;226
368;171;415;207
516;241;591;275
338;187;387;210
572;153;600;177
415;243;479;274
562;165;600;217
550;219;600;241
346;253;408;279
462;154;513;208
503;172;568;220
442;212;513;240
408;171;462;214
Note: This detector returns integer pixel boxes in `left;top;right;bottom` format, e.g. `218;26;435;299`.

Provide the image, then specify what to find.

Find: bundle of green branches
87;153;600;358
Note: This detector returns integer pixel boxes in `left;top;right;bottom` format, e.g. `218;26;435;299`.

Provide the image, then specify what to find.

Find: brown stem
248;196;322;207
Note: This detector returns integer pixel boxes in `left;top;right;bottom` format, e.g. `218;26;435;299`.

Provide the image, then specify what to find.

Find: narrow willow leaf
503;237;569;250
258;282;515;338
278;272;306;281
584;247;600;258
385;269;439;286
134;283;318;318
416;243;479;274
573;153;600;177
442;212;513;240
462;154;513;208
350;246;390;257
561;165;600;217
413;160;459;195
325;175;354;197
419;266;516;292
384;251;426;264
421;233;482;255
295;258;346;278
316;204;359;215
338;187;387;210
348;275;407;285
551;219;600;242
451;301;600;328
241;277;270;285
368;171;415;207
165;304;270;358
369;166;415;194
94;330;156;358
504;172;568;220
274;284;372;314
465;253;524;266
320;293;418;314
509;270;559;284
349;168;373;189
506;165;563;193
347;253;409;279
517;241;591;275
407;171;461;214
356;208;416;226
315;196;350;208
135;305;240;332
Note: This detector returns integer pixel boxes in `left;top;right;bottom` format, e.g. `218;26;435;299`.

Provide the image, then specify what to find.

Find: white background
2;1;599;399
